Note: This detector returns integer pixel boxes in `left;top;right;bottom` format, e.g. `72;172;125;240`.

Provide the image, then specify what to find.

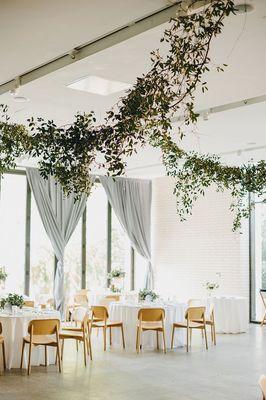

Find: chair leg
103;327;107;351
76;340;79;352
213;323;217;345
20;341;25;370
136;327;139;352
162;329;166;354
186;327;189;352
137;328;141;353
61;339;64;360
83;340;87;367
171;326;175;349
204;327;208;350
57;345;61;373
87;335;92;361
210;325;214;343
45;345;47;367
156;331;159;350
109;327;112;346
121;325;125;349
2;342;6;370
189;328;192;347
27;343;32;375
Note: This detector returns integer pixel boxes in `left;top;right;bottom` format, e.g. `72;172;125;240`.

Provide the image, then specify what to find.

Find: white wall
151;177;249;301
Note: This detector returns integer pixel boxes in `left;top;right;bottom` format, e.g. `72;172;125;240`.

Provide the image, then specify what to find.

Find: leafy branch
0;0;264;230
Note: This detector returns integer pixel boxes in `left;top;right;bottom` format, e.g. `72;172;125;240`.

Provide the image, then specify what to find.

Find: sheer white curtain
26;168;87;315
99;176;153;289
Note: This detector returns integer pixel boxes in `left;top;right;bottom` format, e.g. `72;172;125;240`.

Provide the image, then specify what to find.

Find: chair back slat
74;294;88;304
138;308;165;322
24;300;35;308
28;319;60;335
186;306;205;321
91;306;108;321
188;299;205;307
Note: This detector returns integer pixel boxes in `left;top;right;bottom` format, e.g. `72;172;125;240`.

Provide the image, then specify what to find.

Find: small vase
4;303;11;313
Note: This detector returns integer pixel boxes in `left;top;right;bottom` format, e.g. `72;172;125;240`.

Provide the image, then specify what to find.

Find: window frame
0;170;135;295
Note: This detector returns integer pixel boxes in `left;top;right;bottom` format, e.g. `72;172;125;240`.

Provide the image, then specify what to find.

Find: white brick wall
151;176;249;300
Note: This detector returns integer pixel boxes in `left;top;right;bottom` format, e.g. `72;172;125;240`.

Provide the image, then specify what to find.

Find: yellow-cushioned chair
188;299;217;345
171;306;208;352
23;300;35;308
259;375;266;400
260;290;266;326
99;295;120;307
60;313;92;365
90;306;125;351
20;319;61;375
0;322;6;371
136;308;166;354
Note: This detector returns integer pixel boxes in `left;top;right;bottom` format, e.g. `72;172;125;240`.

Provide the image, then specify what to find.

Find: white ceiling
0;0;266;176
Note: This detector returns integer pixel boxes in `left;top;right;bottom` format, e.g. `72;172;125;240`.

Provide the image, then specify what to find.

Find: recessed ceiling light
13;96;29;103
235;3;254;15
67;75;132;96
9;88;29;103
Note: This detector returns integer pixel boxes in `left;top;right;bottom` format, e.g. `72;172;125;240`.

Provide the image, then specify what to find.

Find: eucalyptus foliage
0;0;265;230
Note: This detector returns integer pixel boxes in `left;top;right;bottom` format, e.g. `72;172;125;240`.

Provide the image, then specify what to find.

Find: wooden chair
188;299;216;345
90;306;125;351
259;375;266;400
20;319;61;375
99;295;120;307
24;300;35;308
260;290;266;326
60;313;92;366
0;322;6;371
136;308;166;354
171;306;208;352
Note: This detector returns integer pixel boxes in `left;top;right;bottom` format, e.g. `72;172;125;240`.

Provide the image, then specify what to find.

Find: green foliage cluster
0;293;24;309
0;1;264;230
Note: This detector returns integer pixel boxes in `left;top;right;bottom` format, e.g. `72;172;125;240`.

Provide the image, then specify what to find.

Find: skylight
67;75;132;96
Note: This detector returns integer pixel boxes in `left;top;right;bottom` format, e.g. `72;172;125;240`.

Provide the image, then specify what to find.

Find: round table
108;302;187;351
0;309;60;369
207;296;248;333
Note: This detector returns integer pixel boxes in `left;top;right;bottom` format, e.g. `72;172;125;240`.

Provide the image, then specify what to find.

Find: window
134;252;148;291
0;174;26;294
64;220;82;302
30;196;54;301
86;184;107;290
0;173;138;300
250;197;266;322
111;211;131;290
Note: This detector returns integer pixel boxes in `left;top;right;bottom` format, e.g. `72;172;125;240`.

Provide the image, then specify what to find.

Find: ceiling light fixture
9;78;29;103
235;3;254;15
67;75;132;96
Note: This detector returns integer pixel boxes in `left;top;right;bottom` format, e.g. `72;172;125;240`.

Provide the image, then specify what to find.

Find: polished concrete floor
0;324;265;400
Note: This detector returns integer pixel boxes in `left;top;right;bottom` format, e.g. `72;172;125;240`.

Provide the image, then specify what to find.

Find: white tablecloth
108;302;187;351
0;310;60;369
207;296;249;333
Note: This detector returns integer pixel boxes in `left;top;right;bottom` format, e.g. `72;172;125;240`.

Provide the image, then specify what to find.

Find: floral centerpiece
0;267;7;290
203;281;219;297
107;269;125;293
0;293;24;310
139;289;159;303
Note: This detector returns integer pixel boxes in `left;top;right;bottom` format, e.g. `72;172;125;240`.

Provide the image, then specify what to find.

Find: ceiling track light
9;77;29;103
